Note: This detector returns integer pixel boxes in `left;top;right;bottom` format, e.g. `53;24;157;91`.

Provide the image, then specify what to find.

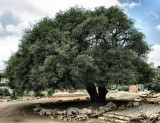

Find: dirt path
0;96;92;123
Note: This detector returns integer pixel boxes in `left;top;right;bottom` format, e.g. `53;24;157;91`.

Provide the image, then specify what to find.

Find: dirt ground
0;96;105;123
0;91;160;123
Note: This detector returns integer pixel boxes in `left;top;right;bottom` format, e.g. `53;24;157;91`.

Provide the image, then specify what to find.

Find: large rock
133;102;140;107
90;110;102;118
129;85;138;93
33;108;41;112
106;102;116;110
153;93;160;98
67;108;79;116
79;108;92;114
118;105;125;110
39;108;52;116
125;102;133;108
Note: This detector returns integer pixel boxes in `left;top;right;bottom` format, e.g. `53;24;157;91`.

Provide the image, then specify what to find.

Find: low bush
10;90;18;100
0;88;10;96
34;91;44;97
118;86;129;91
47;90;55;97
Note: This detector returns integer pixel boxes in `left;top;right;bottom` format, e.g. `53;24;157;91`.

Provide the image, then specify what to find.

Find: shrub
47;90;54;97
3;88;10;96
118;86;129;91
34;91;44;97
0;88;10;96
0;88;3;96
10;90;18;100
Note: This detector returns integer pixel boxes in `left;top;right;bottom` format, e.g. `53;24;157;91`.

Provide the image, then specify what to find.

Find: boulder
33;108;41;112
81;108;92;114
90;110;102;118
125;102;133;108
118;105;125;110
106;102;116;110
57;115;64;120
153;93;160;98
129;85;138;93
67;108;79;116
56;111;63;115
133;102;140;107
35;103;41;108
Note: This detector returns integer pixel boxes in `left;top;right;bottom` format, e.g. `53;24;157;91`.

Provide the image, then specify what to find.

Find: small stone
115;119;128;123
57;115;64;120
56;111;63;115
153;93;160;98
157;102;160;104
67;108;79;116
133;102;140;107
88;106;93;110
103;106;111;112
118;105;125;110
45;111;53;116
35;103;41;108
81;108;92;114
90;110;102;118
106;102;116;110
63;110;67;115
67;117;72;121
98;116;106;120
63;117;67;121
33;108;41;112
99;106;104;111
125;102;133;107
50;116;54;119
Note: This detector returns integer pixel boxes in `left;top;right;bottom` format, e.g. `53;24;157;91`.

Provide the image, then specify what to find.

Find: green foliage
47;89;55;97
0;88;10;96
0;89;3;96
118;86;129;91
146;68;160;92
138;85;145;91
3;88;10;96
34;91;44;97
10;90;18;100
5;6;154;95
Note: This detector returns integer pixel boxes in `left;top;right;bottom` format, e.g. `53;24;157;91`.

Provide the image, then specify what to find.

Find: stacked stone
33;101;142;122
98;113;132;123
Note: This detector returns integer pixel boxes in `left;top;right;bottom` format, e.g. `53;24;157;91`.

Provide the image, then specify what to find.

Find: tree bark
86;84;98;102
86;84;108;102
98;86;108;102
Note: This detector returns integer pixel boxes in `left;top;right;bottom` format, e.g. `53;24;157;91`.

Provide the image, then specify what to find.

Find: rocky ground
1;91;160;123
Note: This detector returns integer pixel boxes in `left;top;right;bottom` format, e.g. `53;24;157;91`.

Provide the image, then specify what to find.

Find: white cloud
122;1;141;9
5;22;29;35
26;0;140;15
0;0;141;70
0;22;4;32
0;0;46;24
0;0;141;26
129;2;141;8
148;44;160;67
0;36;20;70
156;25;160;31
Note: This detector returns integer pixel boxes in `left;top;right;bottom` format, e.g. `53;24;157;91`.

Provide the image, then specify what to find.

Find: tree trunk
86;84;108;102
98;86;108;102
86;84;98;102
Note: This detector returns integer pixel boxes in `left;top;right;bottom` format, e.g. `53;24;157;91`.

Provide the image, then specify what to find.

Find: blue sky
124;0;160;45
0;0;160;70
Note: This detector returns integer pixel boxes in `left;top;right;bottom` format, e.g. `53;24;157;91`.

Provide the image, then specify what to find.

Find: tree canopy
5;6;155;101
